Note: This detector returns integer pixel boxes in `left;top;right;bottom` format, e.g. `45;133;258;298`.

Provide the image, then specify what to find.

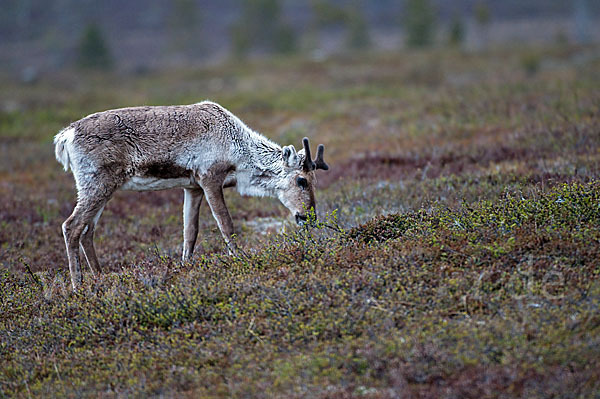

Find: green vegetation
230;0;296;58
404;0;436;48
345;5;371;50
77;24;113;70
1;44;599;397
311;0;371;51
475;1;491;27
474;1;491;49
520;52;541;77
448;15;465;47
168;0;202;55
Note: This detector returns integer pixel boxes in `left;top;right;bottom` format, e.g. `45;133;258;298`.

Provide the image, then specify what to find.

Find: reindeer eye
296;176;308;189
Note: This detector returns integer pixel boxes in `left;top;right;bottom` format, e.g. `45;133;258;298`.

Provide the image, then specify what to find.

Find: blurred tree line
0;0;596;72
230;0;297;58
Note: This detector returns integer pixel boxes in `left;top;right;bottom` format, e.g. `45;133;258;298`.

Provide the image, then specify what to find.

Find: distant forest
1;0;598;72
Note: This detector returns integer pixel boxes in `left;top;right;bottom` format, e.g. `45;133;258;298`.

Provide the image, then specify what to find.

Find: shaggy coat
55;101;328;289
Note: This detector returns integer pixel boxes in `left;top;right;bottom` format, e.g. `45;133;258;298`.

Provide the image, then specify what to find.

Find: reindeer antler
315;144;329;170
302;138;315;171
302;137;329;171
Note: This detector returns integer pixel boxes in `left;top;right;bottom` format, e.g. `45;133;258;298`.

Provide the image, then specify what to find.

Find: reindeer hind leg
79;204;105;275
62;173;118;289
182;187;204;262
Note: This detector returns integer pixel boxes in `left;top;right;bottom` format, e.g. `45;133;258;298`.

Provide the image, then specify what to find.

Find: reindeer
54;101;329;289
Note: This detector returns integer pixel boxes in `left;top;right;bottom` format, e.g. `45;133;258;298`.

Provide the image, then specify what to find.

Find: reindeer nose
295;214;307;224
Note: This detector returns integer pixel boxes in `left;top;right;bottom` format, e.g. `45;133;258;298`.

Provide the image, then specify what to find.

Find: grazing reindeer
54;101;329;289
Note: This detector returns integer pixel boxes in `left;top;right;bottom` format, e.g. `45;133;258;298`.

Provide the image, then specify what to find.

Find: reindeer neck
233;128;284;197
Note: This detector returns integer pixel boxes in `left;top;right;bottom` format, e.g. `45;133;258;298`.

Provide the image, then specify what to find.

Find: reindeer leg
79;205;105;275
200;182;237;255
196;164;238;255
63;172;119;290
62;198;108;289
182;187;204;262
62;211;83;290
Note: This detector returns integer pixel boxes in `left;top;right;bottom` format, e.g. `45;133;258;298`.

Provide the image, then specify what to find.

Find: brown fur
56;101;328;289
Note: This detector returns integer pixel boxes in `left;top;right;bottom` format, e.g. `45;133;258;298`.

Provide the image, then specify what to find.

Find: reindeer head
277;137;329;225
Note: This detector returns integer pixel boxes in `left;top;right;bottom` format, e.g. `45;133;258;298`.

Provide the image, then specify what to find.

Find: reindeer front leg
204;185;237;254
182;187;204;262
197;165;238;255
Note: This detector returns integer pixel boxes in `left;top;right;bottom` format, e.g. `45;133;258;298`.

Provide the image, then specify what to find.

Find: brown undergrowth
1;45;599;397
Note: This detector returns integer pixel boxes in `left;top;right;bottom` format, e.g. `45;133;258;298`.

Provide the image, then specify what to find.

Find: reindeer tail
54;127;75;172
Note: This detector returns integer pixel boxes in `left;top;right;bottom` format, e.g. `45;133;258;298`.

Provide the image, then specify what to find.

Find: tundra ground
1;46;599;398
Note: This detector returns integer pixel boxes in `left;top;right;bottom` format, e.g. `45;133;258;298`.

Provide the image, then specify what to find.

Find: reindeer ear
282;145;299;168
297;148;306;160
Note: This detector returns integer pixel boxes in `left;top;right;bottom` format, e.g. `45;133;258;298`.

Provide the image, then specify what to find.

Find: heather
1;45;599;397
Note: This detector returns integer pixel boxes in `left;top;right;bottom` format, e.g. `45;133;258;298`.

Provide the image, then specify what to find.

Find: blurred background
1;0;599;77
2;4;600;396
